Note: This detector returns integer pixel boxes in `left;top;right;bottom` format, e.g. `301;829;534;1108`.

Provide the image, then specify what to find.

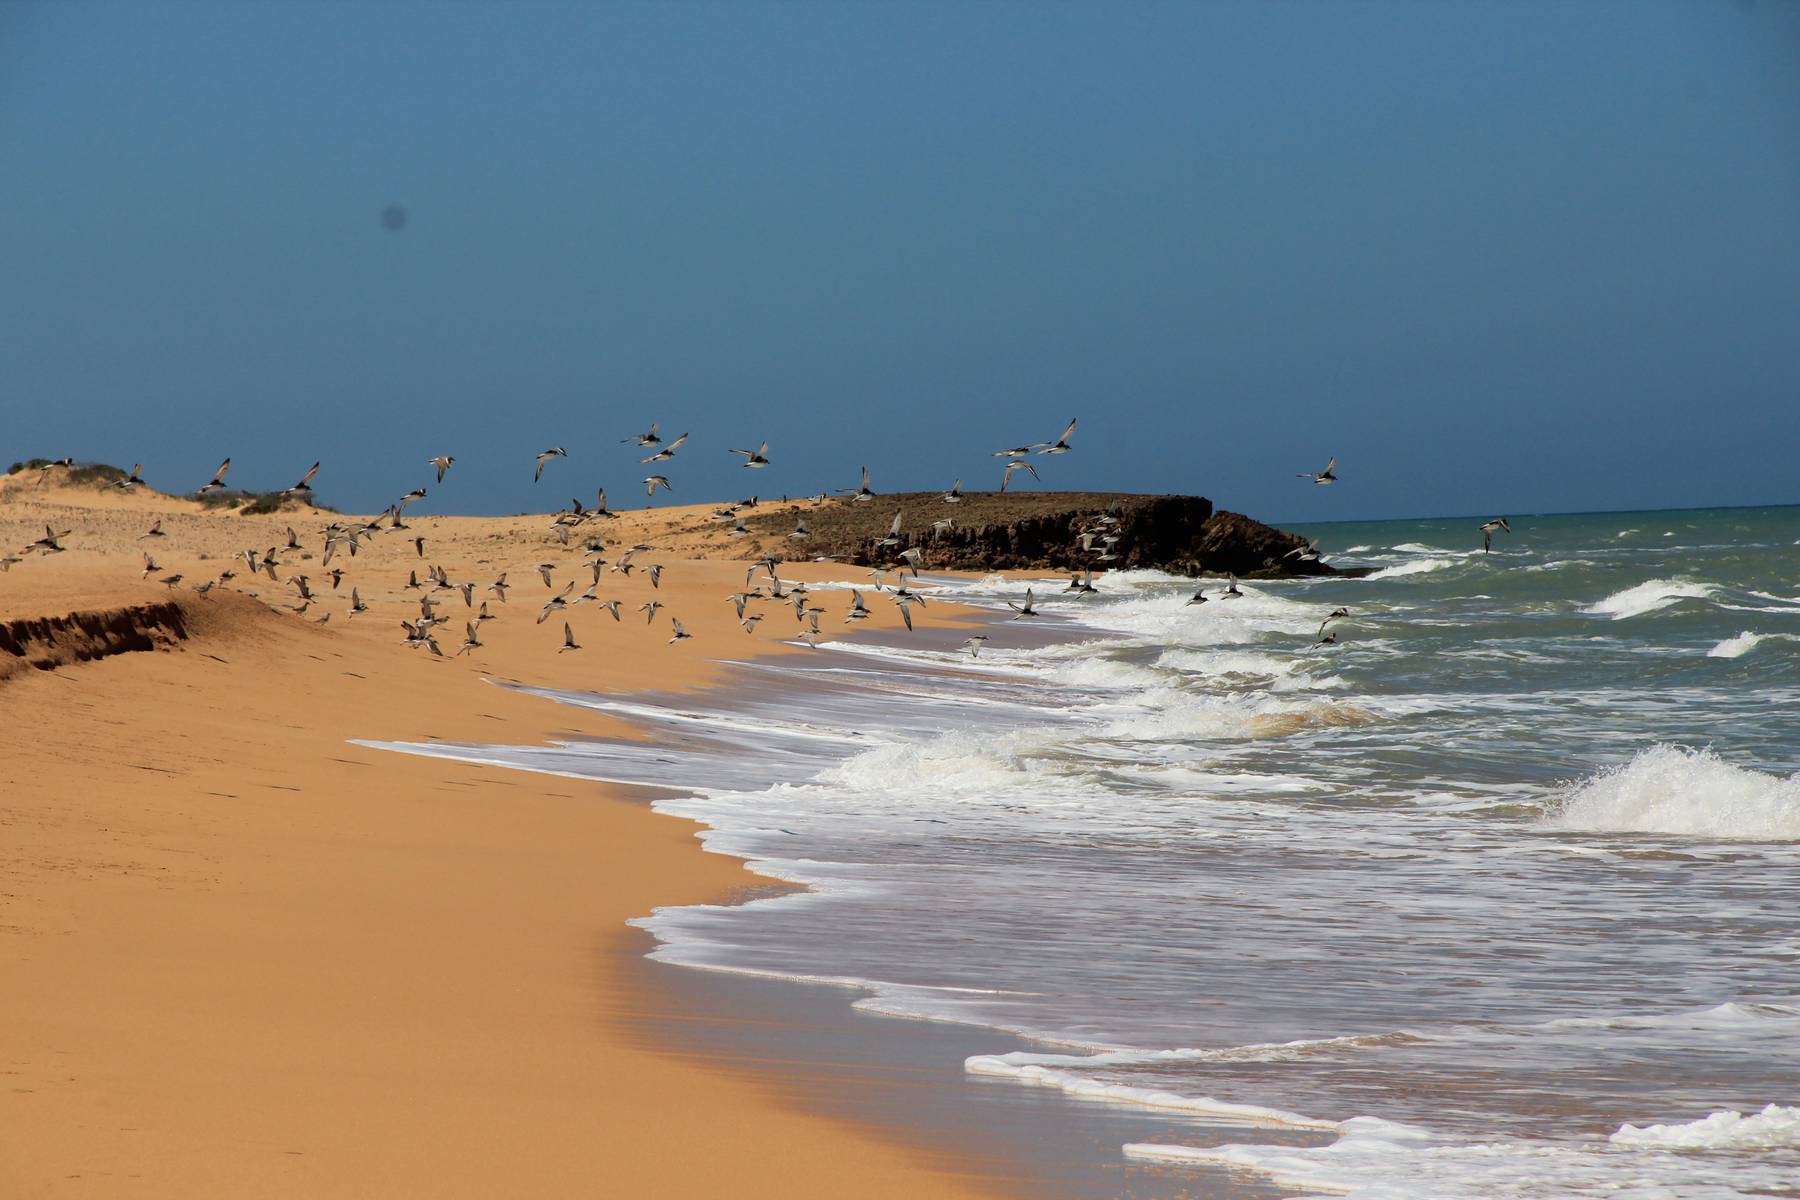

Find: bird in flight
641;433;689;464
559;622;581;653
850;467;875;502
457;622;482;656
428;455;455;483
534;447;567;483
112;464;147;490
279;462;320;498
537;583;574;624
1037;418;1077;455
1480;517;1512;553
1007;588;1041;618
197;458;231;496
941;480;963;504
963;635;990;658
731;442;771;468
644;475;673;496
1297;456;1338;485
623;423;661;448
1317;608;1349;641
1001;459;1038;493
668;618;692;645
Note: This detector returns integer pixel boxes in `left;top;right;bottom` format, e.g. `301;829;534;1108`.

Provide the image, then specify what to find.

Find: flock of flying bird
6;433;1517;659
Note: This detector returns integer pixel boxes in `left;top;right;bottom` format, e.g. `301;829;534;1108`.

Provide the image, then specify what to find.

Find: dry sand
0;475;1001;1197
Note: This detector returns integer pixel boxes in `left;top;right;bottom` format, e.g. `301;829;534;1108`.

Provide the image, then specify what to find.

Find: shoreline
0;485;1020;1197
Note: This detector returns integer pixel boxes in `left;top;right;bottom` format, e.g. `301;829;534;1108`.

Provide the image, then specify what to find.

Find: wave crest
1542;745;1800;841
1583;577;1718;619
1611;1103;1800;1150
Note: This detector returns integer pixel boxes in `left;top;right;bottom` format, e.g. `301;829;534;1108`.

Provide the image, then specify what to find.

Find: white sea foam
1611;1104;1800;1150
1130;1111;1800;1200
1543;745;1800;841
1708;631;1763;658
1364;558;1456;580
1583;577;1719;619
965;1056;1338;1128
1706;631;1800;658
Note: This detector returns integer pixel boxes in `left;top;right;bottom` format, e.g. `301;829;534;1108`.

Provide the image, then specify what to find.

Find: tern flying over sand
457;622;482;656
1037;419;1077;455
534;447;567;483
730;442;770;468
1297;456;1338;485
641;433;689;464
537;583;573;624
1001;459;1038;493
851;467;875;502
559;622;581;653
280;462;320;498
623;423;661;448
141;552;160;577
1006;589;1041;618
349;588;369;617
536;563;556;588
27;525;69;554
139;520;165;539
197;458;231;495
639;600;663;624
1480;517;1512;553
846;590;871;622
111;464;146;490
668;618;691;645
488;574;509;602
644;475;673;497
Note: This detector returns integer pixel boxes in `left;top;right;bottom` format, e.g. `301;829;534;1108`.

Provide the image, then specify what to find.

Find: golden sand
0;477;999;1197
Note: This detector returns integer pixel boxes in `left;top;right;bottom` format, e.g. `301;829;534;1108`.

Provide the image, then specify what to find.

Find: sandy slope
0;478;998;1198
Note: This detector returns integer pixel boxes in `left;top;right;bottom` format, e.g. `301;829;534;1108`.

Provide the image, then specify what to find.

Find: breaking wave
1542;745;1800;841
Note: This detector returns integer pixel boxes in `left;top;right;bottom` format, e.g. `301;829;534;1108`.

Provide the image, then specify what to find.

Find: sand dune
0;480;1000;1197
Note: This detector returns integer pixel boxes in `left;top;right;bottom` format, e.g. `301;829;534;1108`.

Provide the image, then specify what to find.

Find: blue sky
3;1;1797;522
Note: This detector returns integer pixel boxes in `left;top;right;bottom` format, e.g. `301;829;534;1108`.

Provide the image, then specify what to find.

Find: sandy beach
0;475;1003;1197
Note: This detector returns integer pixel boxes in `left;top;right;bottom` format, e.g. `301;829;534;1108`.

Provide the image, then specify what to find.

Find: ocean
374;504;1800;1199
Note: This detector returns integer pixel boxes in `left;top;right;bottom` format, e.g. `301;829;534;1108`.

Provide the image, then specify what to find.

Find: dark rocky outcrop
741;492;1343;578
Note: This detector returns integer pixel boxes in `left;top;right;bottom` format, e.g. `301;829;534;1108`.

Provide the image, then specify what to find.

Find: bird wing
1324;456;1337;473
297;462;320;487
666;433;689;451
1058;418;1076;444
